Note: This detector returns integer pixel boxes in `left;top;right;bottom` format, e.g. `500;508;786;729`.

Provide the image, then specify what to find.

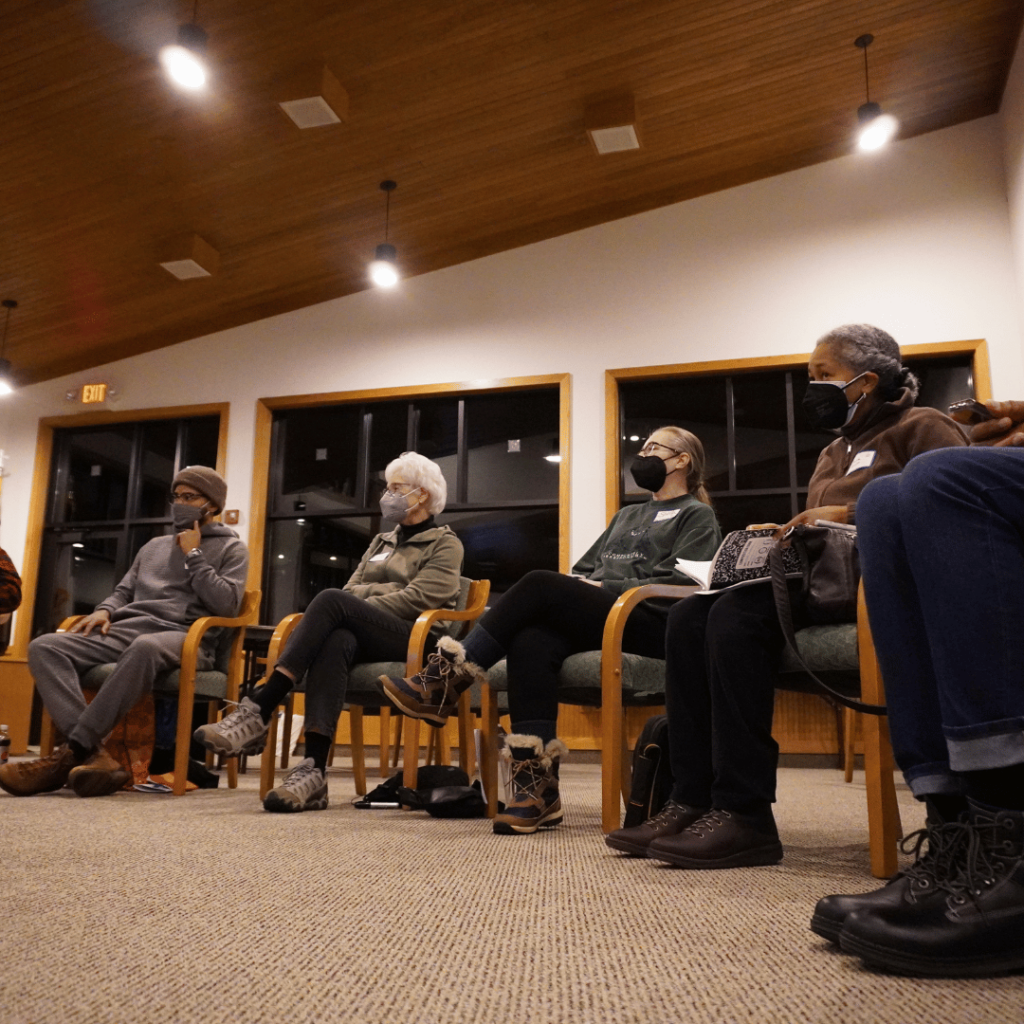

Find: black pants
664;580;809;820
466;570;667;724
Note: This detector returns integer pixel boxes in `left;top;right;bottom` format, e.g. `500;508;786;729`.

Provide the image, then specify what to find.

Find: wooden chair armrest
599;583;694;833
403;581;491;675
265;612;305;676
172;588;261;796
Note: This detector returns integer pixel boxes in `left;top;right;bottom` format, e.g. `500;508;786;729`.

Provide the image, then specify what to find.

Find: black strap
768;543;887;716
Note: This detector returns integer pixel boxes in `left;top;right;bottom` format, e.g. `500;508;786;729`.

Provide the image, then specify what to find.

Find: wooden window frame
4;403;230;661
246;374;573;593
604;340;991;521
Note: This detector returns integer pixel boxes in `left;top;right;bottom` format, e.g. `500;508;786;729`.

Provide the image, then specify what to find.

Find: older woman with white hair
196;451;463;813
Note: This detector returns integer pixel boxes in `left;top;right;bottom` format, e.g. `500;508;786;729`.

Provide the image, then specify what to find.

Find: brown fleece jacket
806;389;968;522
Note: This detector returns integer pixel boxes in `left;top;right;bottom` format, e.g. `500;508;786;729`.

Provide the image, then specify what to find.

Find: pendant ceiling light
368;180;400;289
854;34;898;151
160;2;209;91
0;299;19;397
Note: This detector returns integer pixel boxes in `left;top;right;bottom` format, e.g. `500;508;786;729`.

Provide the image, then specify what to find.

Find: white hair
384;451;448;515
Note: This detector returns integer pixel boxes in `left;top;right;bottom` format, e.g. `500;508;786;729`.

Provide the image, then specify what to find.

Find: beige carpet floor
2;758;1021;1024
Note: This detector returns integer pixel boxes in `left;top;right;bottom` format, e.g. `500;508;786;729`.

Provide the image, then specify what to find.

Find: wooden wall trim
558;375;572;573
40;402;231;429
247;401;274;592
7;423;55;659
258;374;570;411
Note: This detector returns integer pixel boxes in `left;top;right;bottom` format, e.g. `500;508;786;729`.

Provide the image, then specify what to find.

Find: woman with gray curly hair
195;451;463;813
607;324;969;870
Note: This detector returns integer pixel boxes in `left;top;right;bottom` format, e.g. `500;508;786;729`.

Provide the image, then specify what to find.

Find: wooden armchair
258;577;490;800
41;589;262;796
477;581;901;878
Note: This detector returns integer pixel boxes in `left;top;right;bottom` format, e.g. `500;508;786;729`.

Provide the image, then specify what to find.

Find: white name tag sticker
847;450;877;475
654;509;680;522
369;552;389;561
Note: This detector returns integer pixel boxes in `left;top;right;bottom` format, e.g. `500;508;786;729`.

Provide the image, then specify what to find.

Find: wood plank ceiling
1;0;1021;385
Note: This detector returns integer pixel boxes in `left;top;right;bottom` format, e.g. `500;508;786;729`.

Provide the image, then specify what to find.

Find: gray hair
384;451;448;515
816;324;920;400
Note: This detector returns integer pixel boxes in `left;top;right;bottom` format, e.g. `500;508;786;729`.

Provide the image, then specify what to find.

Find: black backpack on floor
623;715;672;828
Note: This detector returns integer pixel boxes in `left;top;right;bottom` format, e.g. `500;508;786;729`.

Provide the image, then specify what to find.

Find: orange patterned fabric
83;689;156;788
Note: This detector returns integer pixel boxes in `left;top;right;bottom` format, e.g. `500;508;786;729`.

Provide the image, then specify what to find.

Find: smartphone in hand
948;399;994;425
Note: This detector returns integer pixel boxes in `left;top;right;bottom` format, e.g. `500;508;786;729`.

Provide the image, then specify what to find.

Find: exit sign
81;383;108;404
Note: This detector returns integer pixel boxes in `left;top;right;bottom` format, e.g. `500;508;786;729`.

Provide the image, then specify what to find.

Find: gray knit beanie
172;466;227;513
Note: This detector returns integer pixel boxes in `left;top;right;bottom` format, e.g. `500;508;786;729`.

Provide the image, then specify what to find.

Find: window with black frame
618;354;974;536
263;388;561;623
33;416;220;638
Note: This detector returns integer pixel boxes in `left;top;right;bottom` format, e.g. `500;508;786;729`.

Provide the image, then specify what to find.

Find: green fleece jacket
572;493;721;598
344;523;463;622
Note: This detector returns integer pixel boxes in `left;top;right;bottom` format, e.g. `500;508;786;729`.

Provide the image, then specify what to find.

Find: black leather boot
839;800;1024;976
810;812;969;943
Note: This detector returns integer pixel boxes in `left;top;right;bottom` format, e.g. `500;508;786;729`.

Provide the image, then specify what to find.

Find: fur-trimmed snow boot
380;636;486;727
493;734;567;835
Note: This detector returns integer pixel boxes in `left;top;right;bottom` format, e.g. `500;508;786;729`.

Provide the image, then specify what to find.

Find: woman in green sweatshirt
380;425;722;834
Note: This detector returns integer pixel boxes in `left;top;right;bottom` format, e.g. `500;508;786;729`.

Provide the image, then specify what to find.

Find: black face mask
630;454;670;492
802;374;867;430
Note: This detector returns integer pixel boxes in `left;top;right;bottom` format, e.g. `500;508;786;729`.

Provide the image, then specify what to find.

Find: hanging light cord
192;0;199;23
384;188;392;242
862;43;871;103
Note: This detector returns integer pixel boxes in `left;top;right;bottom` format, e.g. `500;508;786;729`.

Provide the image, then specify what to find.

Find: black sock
924;793;968;824
303;731;332;773
68;740;91;763
964;764;1024;812
250;670;295;723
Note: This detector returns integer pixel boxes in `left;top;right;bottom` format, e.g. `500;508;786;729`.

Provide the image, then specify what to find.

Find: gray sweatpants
29;619;214;751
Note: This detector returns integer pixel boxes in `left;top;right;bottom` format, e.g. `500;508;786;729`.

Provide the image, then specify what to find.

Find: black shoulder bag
768;522;886;715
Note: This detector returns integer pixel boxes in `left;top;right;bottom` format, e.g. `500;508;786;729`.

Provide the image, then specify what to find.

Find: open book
676;529;802;591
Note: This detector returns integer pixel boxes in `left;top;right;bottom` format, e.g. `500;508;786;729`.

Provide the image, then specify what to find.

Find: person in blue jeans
812;400;1024;977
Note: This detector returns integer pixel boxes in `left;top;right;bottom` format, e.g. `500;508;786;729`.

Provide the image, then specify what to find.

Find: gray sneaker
263;758;328;813
193;697;268;756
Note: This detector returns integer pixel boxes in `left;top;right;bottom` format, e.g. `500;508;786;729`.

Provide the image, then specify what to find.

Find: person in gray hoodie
0;466;248;798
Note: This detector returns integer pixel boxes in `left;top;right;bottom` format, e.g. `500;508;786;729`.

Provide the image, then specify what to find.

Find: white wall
1002;23;1024;333
1;114;1022;586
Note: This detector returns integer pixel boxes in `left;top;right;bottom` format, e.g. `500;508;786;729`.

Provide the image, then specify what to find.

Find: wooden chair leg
40;709;55;756
351;706;367;795
379;707;392;777
620;716;630;804
844;706;857;784
437;719;453;766
260;712;279;800
402;716;421;791
480;685;499;818
457;692;475;775
392;716;403;768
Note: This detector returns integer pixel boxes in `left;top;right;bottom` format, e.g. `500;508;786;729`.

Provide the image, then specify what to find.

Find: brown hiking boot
380;637;484;727
0;744;81;796
493;735;567;835
68;747;131;797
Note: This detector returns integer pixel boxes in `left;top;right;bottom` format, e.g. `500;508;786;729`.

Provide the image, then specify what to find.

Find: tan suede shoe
68;748;130;798
0;745;80;796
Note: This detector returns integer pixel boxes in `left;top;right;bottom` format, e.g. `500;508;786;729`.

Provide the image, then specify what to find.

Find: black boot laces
897;819;972;896
683;809;732;837
644;800;690;828
945;811;1022;907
